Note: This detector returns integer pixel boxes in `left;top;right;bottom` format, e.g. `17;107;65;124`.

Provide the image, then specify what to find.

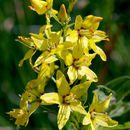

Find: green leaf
108;100;130;118
99;122;130;130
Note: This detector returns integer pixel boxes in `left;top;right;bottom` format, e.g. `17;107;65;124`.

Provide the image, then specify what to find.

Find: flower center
62;94;75;105
89;29;94;36
72;59;80;69
90;109;96;120
77;27;85;37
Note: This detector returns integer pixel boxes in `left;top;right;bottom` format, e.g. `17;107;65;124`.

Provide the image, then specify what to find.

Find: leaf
99;122;130;130
106;76;130;100
108;100;130;118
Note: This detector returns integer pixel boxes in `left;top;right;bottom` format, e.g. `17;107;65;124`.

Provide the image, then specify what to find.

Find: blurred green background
0;0;130;129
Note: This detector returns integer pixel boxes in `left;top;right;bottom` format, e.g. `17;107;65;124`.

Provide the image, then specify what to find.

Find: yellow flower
30;0;57;15
83;92;118;130
40;70;91;129
59;43;97;84
67;15;108;61
8;92;40;126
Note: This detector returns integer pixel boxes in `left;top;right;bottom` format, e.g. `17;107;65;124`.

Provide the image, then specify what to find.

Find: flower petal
59;50;73;66
96;46;107;61
75;15;83;30
40;92;61;105
70;81;91;99
89;92;98;112
96;93;112;113
95;113;118;127
83;15;103;30
45;55;58;64
31;0;48;15
29;102;40;116
57;104;71;130
34;51;49;67
70;101;87;115
79;36;89;54
83;112;91;125
19;49;36;67
66;29;78;43
56;70;70;96
78;66;98;82
17;36;35;49
72;43;84;59
67;66;78;84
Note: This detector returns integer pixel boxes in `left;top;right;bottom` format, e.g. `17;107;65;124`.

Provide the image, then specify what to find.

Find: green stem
59;58;65;73
48;11;63;26
40;106;57;115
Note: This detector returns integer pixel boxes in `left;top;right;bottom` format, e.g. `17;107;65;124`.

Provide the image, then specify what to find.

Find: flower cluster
8;0;118;129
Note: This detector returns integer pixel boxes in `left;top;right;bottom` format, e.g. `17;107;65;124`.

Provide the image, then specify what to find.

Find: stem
48;11;63;26
40;105;57;115
59;58;65;73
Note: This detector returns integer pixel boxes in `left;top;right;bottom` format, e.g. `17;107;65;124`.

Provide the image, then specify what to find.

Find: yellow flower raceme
83;92;118;130
59;43;97;84
40;70;91;129
67;15;108;61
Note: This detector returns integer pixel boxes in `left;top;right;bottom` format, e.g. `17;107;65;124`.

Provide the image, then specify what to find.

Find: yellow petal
70;101;87;115
39;25;52;33
19;49;36;67
29;102;40;116
49;31;62;45
20;92;28;110
25;79;40;90
56;70;70;96
66;29;78;43
57;104;71;129
31;33;48;50
79;36;89;54
96;93;112;113
78;66;98;82
46;0;53;8
45;55;58;64
38;62;50;78
52;9;58;15
17;36;35;48
89;39;97;51
89;92;98;112
96;46;107;61
40;92;61;105
95;113;118;127
31;0;48;15
8;109;29;126
70;81;91;98
72;43;84;59
93;30;107;43
78;53;96;67
37;78;47;93
83;15;103;30
58;41;74;50
67;66;78;84
75;15;83;30
59;50;73;66
83;112;91;125
34;51;49;67
58;4;68;22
